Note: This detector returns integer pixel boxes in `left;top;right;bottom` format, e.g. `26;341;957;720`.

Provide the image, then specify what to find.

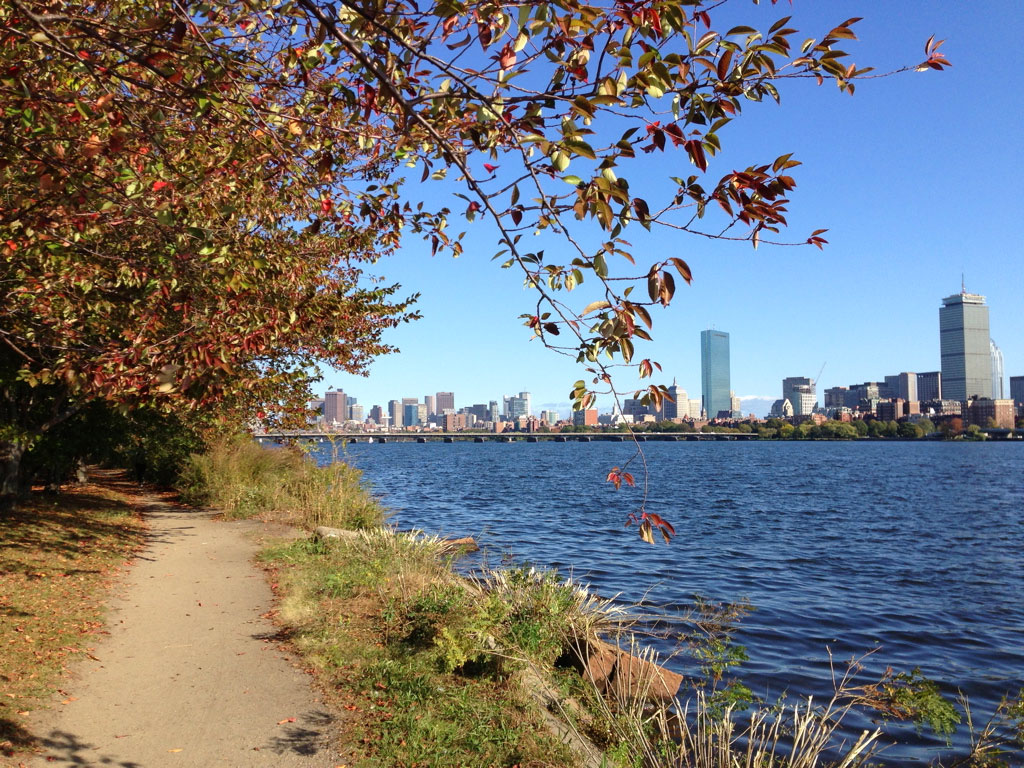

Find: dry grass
178;438;383;530
0;470;147;760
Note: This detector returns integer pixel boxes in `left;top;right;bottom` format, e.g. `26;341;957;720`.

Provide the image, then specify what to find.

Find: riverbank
5;447;1018;766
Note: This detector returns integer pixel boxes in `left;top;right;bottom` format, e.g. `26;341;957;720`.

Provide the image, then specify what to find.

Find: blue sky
322;1;1023;418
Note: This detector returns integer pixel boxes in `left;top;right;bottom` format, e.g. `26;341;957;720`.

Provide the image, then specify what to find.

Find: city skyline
322;281;1018;420
319;2;1022;416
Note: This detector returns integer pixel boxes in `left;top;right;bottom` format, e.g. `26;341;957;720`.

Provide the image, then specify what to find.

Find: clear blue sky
322;1;1023;418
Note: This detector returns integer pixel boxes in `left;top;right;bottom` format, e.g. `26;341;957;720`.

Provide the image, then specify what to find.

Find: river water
314;440;1023;763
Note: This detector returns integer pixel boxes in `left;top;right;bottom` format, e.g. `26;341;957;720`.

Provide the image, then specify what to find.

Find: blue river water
313;440;1023;763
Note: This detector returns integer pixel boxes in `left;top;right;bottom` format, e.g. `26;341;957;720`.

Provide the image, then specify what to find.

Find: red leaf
483;163;499;173
152;180;171;192
645;513;675;537
685;140;708;172
498;45;516;69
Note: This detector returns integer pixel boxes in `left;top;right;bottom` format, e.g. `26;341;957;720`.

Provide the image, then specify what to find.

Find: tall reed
178;437;383;530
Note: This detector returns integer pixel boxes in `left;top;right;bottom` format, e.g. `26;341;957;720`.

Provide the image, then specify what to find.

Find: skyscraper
991;339;1004;399
917;371;942;401
388;399;403;429
701;329;731;419
403;401;420;427
939;291;991;401
505;392;531;419
324;389;348;426
662;381;686;420
436;391;455;414
1010;376;1024;408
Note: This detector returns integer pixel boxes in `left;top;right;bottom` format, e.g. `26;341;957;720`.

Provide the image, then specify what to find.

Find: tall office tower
436;392;455;414
1010;376;1024;408
369;405;384;424
882;373;918;401
519;391;532;417
661;381;686;419
417;403;428;424
729;391;742;418
897;372;918;402
701;329;731;419
940;291;991;401
991;339;1005;399
917;371;942;401
506;392;532;420
324;389;348;426
782;376;815;416
388;400;402;428
348;404;364;422
488;400;500;422
402;401;420;427
423;395;436;418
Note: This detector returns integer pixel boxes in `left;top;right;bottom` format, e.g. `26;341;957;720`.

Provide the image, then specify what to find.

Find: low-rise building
572;408;598;427
964;397;1015;429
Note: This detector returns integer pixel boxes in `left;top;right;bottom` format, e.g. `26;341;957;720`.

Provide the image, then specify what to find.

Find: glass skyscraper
990;339;1004;399
700;330;731;419
939;291;991;401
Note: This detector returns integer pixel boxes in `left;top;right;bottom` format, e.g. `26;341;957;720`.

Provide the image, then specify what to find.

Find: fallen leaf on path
168;748;183;752
61;697;77;704
277;717;296;725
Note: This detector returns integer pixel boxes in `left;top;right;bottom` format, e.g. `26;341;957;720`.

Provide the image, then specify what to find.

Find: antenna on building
961;272;966;294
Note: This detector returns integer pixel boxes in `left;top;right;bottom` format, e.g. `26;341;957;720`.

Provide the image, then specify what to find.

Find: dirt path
27;493;340;768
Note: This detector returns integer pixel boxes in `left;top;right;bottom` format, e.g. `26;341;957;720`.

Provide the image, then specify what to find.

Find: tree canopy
1;0;947;508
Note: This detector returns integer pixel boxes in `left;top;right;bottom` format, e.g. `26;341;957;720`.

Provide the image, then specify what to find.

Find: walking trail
28;490;342;768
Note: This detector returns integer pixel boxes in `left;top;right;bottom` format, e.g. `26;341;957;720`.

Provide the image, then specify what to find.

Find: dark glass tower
700;330;730;419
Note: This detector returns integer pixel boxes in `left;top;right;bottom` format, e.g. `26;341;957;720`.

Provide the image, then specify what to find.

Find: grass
0;470;147;760
178;437;382;530
261;532;591;767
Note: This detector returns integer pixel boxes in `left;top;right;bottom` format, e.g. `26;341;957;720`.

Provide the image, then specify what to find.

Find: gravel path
28;495;340;767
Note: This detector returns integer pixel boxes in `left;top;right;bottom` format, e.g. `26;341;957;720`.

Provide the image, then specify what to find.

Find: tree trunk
1;440;25;501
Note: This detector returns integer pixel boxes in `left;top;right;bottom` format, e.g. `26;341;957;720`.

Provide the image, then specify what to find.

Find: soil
25;482;343;768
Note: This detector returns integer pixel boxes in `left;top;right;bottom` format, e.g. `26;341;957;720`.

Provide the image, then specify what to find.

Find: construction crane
813;362;826;388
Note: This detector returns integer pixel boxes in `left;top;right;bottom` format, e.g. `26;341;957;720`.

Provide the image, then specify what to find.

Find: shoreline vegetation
179;440;1024;767
3;443;1022;767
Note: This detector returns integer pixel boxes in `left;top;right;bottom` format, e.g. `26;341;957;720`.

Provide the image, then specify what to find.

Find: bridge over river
254;431;758;444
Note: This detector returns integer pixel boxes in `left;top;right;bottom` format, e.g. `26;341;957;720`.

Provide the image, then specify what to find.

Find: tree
1;1;417;495
898;422;922;439
1;1;948;524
